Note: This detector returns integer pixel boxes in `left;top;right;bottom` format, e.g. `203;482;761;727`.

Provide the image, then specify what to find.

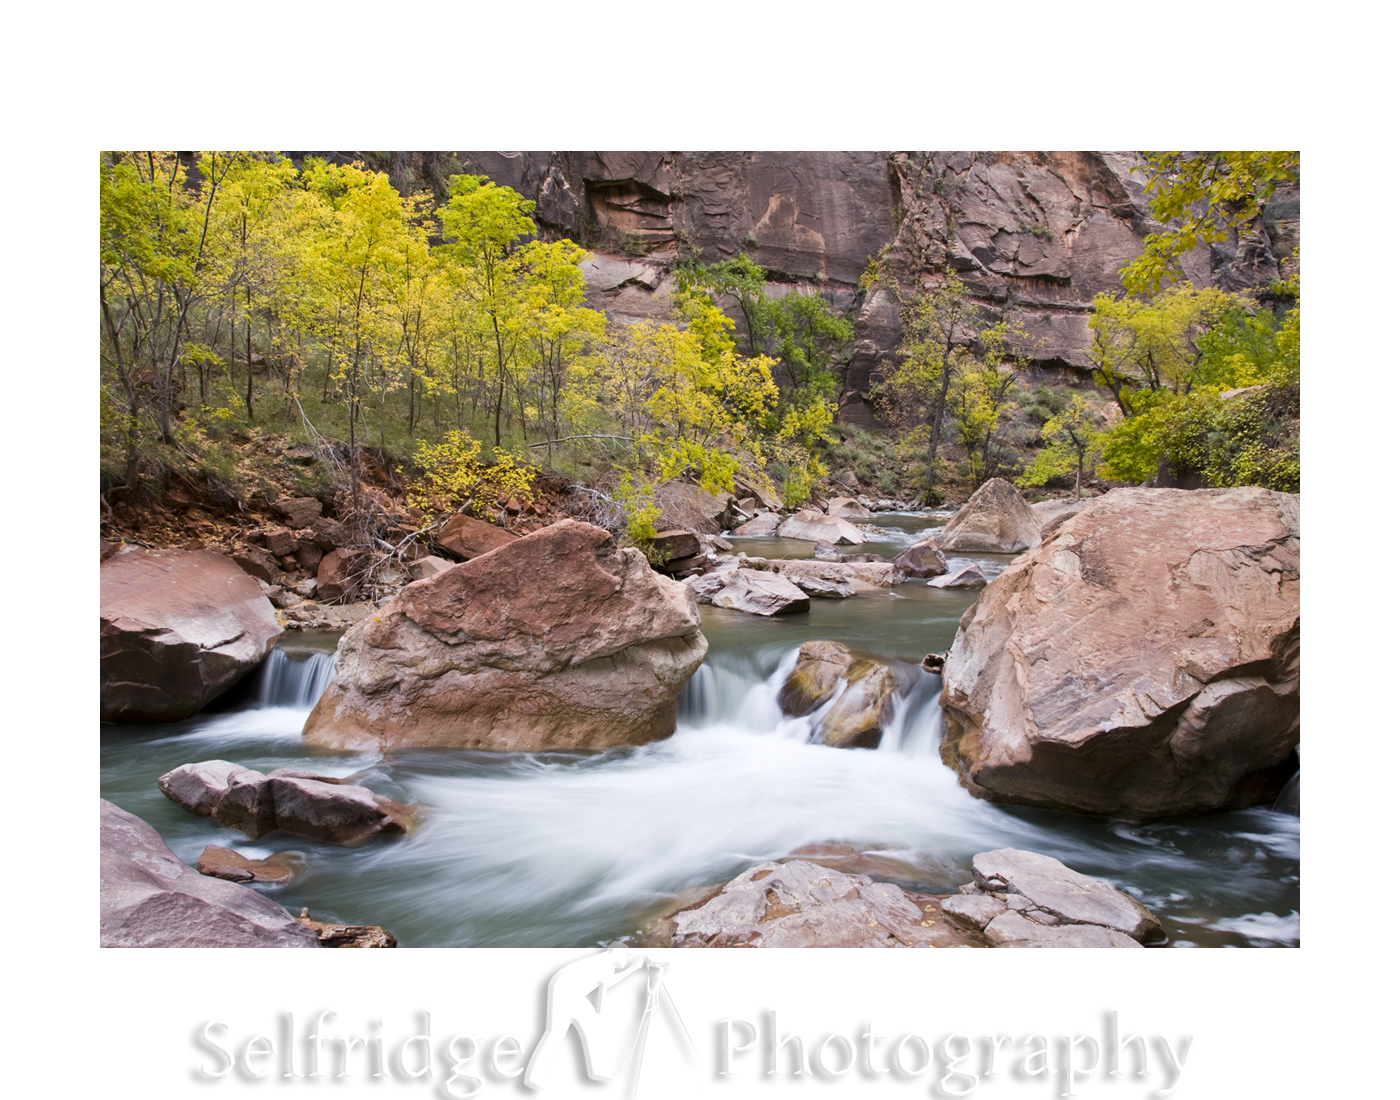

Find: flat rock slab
778;510;866;545
100;800;319;948
101;549;283;722
641;847;1166;949
159;761;416;845
972;848;1164;941
657;860;974;948
196;846;300;885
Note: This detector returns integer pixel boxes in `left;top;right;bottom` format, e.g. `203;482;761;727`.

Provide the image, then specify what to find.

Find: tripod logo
524;948;693;1094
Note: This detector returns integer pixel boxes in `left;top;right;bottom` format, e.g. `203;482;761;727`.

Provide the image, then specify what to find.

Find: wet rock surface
778;640;896;749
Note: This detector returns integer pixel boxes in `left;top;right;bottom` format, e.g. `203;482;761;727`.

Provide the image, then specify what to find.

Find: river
99;514;1299;948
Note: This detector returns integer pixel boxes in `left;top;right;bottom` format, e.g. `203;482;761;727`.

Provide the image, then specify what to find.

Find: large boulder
100;799;319;948
778;510;866;545
1030;497;1092;539
653;481;733;536
892;534;949;577
435;514;519;561
302;520;708;752
100;549;284;723
940;487;1300;819
778;641;896;748
939;478;1042;553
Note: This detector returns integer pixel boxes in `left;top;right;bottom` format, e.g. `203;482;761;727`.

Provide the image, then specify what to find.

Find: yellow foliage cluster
405;430;539;519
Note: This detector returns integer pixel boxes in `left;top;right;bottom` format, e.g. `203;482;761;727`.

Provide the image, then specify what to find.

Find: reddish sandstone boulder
436;514;519;561
302;520;708;752
940;487;1300;819
316;548;363;601
100;549;283;722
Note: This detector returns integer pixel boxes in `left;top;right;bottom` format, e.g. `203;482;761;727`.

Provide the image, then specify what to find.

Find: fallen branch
527;434;636;448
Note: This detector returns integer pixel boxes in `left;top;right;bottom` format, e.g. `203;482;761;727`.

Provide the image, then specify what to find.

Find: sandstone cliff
305;151;1299;427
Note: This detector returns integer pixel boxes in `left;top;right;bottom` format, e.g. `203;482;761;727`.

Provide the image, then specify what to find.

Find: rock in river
100;548;283;723
639;848;1162;948
779;640;896;748
777;509;866;545
302;520;708;752
940;487;1300;819
159;760;417;845
100;799;319;948
939;477;1042;553
687;566;811;616
892;533;948;577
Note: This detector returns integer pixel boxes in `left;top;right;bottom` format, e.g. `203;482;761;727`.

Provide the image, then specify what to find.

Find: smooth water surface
100;529;1299;948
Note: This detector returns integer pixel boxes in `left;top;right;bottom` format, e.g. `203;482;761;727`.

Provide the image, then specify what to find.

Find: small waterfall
257;649;335;709
678;646;943;754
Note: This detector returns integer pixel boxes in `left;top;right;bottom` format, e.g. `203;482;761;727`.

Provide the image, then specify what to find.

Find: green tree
436;175;537;448
1018;394;1105;499
881;276;1023;498
1122;151;1300;295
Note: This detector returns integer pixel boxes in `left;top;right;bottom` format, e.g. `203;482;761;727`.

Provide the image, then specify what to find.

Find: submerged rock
939;478;1042;553
302;520;707;752
779;640;897;748
100;549;284;723
100;799;319;948
940;487;1300;819
195;846;300;885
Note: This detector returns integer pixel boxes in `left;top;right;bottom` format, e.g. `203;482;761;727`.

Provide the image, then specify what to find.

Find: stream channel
100;515;1299;948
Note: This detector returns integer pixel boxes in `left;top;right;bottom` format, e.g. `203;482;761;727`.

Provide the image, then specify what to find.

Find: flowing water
99;515;1299;948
